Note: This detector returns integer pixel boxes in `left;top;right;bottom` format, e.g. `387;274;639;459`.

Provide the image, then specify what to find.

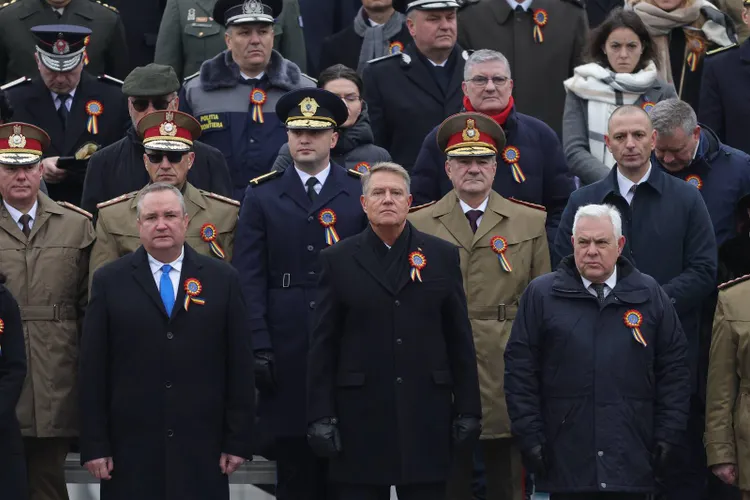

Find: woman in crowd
563;8;677;185
272;64;391;173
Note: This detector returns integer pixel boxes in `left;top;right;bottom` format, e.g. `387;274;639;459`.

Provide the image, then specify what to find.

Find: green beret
122;63;180;97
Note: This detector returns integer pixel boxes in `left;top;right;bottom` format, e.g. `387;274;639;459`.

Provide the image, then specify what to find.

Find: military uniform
155;0;307;80
0;0;130;84
90;182;239;278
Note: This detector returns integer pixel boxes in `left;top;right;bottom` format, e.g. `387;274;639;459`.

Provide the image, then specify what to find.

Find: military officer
181;0;315;201
0;0;130;84
232;88;367;499
90;109;238;278
155;0;307;80
5;24;129;204
0;122;94;500
408;112;549;500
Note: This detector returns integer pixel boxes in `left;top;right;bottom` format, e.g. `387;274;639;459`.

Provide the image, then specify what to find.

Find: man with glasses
5;24;129;204
80;63;232;217
89;109;239;277
411;49;574;253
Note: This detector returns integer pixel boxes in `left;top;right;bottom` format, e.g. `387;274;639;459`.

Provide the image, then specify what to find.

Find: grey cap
122;64;180;97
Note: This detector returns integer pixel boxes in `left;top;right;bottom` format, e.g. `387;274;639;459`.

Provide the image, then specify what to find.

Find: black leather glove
522;444;547;477
307;417;342;458
253;350;276;394
452;415;482;448
651;440;674;475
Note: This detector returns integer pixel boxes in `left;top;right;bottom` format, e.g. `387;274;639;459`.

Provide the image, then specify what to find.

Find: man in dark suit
306;162;482;499
79;181;255;500
6;24;129;203
232;88;368;500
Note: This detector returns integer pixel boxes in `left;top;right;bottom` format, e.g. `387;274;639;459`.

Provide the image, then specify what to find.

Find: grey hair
136;182;186;219
361;162;411;195
572;204;623;241
649;98;698;136
464;49;511;80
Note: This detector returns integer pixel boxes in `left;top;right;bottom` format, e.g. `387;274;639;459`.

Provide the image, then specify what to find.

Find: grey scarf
352;8;406;72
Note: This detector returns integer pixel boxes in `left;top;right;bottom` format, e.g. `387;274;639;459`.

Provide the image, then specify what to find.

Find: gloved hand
253;350;276;394
452;415;482;448
651;440;674;475
307;417;342;458
522;444;547;477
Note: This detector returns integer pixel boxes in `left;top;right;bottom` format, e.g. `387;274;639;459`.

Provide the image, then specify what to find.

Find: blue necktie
160;264;175;314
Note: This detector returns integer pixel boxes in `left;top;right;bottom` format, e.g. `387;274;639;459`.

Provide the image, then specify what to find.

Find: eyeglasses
338;94;361;104
130;96;175;112
466;76;511;87
146;151;186;164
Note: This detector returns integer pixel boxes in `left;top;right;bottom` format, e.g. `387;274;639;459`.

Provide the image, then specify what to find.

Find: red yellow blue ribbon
319;209;341;246
685;174;703;190
624;309;647;347
0;317;4;356
409;251;427;282
502;146;526;184
250;88;267;123
200;223;226;259
533;9;548;44
183;278;206;311
490;236;512;272
355;162;371;174
85;100;103;135
83;36;90;66
389;41;404;54
641;101;656;113
686;38;705;73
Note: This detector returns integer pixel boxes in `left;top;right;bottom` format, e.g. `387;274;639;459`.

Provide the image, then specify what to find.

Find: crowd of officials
0;0;749;499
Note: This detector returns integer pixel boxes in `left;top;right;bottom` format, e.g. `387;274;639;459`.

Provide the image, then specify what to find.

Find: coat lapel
353;231;396;295
280;166;312;212
0;203;26;244
394;223;423;295
436;192;474;251
402;45;445;105
63;73;96;154
309;165;346;215
28;79;64;153
29;193;65;242
473;206;503;248
131;246;169;317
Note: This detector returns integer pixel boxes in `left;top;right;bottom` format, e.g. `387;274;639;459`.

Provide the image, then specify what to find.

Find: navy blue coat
699;40;750;155
232;164;368;439
504;257;690;493
410;106;574;247
553;166;717;389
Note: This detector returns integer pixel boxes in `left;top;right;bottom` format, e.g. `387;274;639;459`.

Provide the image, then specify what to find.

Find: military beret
122;64;180;97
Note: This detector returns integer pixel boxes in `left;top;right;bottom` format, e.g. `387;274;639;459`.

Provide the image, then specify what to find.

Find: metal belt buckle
497;304;506;321
282;273;291;288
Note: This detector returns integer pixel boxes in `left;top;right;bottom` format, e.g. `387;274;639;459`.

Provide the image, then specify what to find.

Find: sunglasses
130;97;174;112
146;151;186;164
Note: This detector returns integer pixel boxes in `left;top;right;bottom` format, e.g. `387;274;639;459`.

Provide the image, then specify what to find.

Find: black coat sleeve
106;15;131;80
410;128;444;205
80;149;107;216
362;64;387;149
540;126;574;248
698;58;725;142
0;290;26;422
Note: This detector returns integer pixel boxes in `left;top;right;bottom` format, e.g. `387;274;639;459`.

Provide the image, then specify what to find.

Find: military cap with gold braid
136;110;202;152
0;122;51;166
276;88;349;130
213;0;282;26
437;112;506;157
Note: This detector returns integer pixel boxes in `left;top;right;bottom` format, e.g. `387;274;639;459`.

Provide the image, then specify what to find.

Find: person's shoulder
706;43;740;61
192;139;224;158
248;169;283;190
516;111;558;138
56;201;93;221
0;0;25;15
96;191;138;212
193;250;239;277
0;76;32;93
365;51;405;71
94;251;135;283
87;0;121;18
504;197;548;225
717;274;750;317
417;228;459;254
661;169;704;200
199;190;241;212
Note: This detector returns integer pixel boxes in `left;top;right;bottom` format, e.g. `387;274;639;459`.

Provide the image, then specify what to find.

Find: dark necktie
57;93;70;128
54;9;62;19
591;283;606;304
465;210;483;233
306;177;319;202
19;213;31;238
515;5;525;13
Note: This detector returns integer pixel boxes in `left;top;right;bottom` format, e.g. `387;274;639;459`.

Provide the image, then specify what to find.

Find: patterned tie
591;283;606;304
160;265;175;314
465;210;483;233
18;213;31;237
306;177;319;202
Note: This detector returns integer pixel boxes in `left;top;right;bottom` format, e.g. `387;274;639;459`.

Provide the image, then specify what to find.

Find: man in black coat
6;24;129;204
79;182;255;500
80;64;231;217
363;0;466;171
306;162;482;499
505;203;691;499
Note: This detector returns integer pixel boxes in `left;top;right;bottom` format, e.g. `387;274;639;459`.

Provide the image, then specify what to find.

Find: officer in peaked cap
31;24;91;73
436;111;505;157
232;85;367;500
405;0;460;10
0;121;50;165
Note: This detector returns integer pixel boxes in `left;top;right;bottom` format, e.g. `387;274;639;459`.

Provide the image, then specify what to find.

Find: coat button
598;450;603;457
309;301;316;309
308;216;314;222
601;483;607;489
396;338;402;345
166;332;174;340
166;381;172;389
167;429;174;438
396;377;403;384
308;271;315;275
307;245;314;251
394;300;400;306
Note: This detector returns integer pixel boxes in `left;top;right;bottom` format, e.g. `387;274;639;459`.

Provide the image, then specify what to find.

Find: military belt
468;305;517;321
269;273;318;289
20;305;78;321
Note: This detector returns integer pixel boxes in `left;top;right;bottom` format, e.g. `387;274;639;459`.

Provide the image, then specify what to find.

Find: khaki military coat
0;193;94;437
705;276;750;490
408;190;550;438
89;182;238;278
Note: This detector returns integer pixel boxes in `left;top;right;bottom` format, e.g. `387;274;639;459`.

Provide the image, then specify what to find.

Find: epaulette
249;170;282;186
409;201;437;213
96;191;137;210
57;201;93;219
718;273;750;291
367;52;401;64
707;44;738;56
203;191;240;207
0;76;31;91
560;0;585;8
457;0;480;8
98;74;124;85
93;0;118;12
301;73;318;84
183;71;200;84
0;0;18;9
347;168;363;179
508;197;546;211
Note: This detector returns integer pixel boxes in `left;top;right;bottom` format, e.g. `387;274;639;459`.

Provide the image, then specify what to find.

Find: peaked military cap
437;112;506;157
214;0;282;26
406;0;460;11
0;122;51;166
31;24;92;72
137;111;202;152
276;88;349;130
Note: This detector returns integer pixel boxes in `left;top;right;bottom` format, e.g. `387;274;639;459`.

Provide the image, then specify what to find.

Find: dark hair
586;7;658;72
0;89;13;124
317;64;364;95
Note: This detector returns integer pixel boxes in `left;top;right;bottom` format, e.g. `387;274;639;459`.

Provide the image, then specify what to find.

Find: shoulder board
249;170;282;186
93;0;118;12
57;201;92;219
707;44;739;56
508;197;546;211
561;0;585;8
718;273;750;291
96;191;137;209
457;0;480;8
0;0;18;9
0;76;31;91
347;168;364;179
367;52;401;64
98;74;124;85
183;71;200;84
203;191;240;207
409;201;437;213
300;73;318;84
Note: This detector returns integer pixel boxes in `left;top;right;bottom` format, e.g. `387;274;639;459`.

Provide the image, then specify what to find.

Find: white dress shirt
51;88;76;112
458;196;490;228
4;200;38;232
506;0;534;11
295;164;331;195
240;71;265;81
581;267;618;299
617;165;651;205
147;247;185;301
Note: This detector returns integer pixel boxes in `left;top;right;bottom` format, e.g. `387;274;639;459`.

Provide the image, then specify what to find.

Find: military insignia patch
462;119;479;142
8;124;26;149
300;97;319;117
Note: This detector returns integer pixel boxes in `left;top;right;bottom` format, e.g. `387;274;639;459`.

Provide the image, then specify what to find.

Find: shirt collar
506;0;534;11
148;246;185;276
51;87;77;101
616;164;652;199
581;266;618;293
295;163;331;189
240;71;265;81
4;199;38;224
458;196;489;214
